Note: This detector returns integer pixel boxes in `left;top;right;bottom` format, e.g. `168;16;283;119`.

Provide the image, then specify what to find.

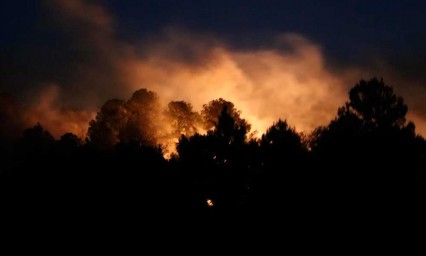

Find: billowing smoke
0;86;93;140
41;0;356;136
1;0;425;148
24;84;94;138
124;31;357;134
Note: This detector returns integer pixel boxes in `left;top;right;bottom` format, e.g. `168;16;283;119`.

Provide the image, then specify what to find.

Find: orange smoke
24;85;94;138
122;33;357;135
24;0;424;143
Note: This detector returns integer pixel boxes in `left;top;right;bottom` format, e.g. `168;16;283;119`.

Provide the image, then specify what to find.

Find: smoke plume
1;0;425;147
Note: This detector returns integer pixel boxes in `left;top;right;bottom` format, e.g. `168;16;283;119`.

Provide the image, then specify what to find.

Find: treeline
0;78;425;217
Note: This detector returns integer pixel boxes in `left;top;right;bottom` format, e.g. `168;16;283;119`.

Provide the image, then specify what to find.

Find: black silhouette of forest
1;78;425;222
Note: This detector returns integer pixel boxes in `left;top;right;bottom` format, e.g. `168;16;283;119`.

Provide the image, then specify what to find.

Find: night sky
107;0;425;56
1;0;426;137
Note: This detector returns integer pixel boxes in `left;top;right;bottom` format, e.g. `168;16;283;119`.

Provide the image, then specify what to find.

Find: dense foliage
1;78;424;222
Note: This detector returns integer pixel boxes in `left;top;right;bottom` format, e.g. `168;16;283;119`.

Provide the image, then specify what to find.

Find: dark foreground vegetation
1;78;425;225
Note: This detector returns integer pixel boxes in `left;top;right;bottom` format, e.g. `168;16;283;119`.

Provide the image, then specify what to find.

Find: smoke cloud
24;84;94;138
124;31;357;135
1;0;425;144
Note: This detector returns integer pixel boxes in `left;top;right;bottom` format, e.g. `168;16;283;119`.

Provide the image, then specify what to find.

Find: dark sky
1;0;426;137
1;1;425;61
105;0;425;55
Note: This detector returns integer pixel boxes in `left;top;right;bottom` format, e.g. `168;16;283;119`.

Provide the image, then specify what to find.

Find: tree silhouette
260;119;306;162
247;119;307;211
343;78;408;129
201;98;251;133
88;88;162;149
212;105;249;145
121;88;161;145
177;103;254;209
311;78;416;154
0;80;424;216
20;123;55;154
166;101;201;137
88;99;127;149
13;123;55;177
57;132;83;150
55;133;83;160
310;78;421;212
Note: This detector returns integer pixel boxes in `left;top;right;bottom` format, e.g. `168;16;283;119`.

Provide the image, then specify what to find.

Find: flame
206;199;214;207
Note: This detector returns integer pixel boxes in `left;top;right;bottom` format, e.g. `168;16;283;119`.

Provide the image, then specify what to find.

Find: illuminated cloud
3;0;424;142
124;32;356;135
24;84;94;138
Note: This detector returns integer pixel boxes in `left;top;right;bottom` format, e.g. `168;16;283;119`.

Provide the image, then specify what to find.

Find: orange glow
206;199;214;207
24;84;95;139
26;0;425;145
121;35;356;137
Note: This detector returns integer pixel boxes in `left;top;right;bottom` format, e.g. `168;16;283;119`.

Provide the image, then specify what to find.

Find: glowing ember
206;199;214;207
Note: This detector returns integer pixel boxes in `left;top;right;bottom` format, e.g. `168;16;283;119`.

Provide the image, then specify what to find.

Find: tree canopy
88;89;162;149
166;101;201;138
311;78;417;154
1;78;425;218
340;78;409;130
201;98;251;133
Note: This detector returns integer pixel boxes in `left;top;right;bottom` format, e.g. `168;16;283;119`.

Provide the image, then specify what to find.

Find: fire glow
4;0;424;148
